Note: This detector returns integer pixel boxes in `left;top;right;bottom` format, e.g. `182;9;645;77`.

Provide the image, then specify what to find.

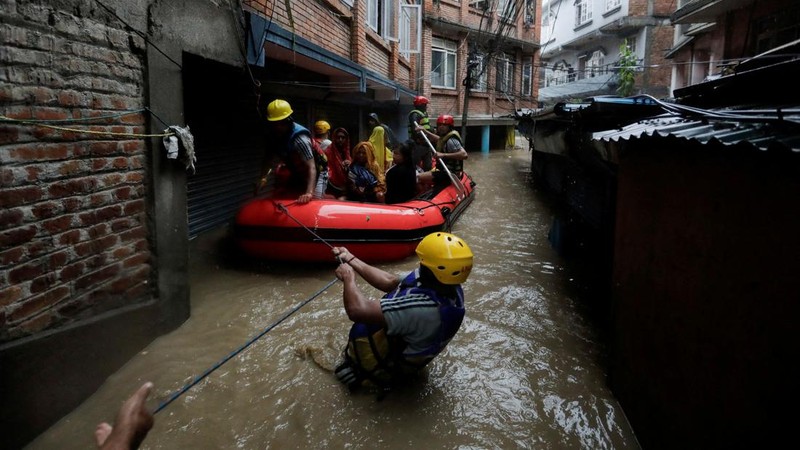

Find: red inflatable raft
234;172;476;263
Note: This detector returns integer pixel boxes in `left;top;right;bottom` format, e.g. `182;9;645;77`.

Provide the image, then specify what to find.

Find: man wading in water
332;232;473;391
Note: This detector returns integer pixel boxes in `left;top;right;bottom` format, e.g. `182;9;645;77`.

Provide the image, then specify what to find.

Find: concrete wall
610;136;800;448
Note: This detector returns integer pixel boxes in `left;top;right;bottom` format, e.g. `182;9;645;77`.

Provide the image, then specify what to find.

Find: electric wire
93;0;182;69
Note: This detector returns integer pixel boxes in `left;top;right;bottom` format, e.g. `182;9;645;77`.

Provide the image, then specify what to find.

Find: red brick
97;204;123;221
15;311;56;335
48;177;98;199
88;141;119;156
112;157;129;169
58;229;82;245
49;250;69;267
58;90;85;107
0;125;20;144
89;192;113;207
0;246;25;266
120;141;142;154
41;215;74;234
9;261;47;284
120;227;146;243
34;108;69;121
75;264;120;291
62;197;83;212
123;199;144;215
25;239;51;258
0;208;25;228
134;237;148;251
126;172;144;183
114;186;133;201
100;173;124;187
85;254;108;269
0;285;24;307
0;185;44;208
74;241;94;257
112;245;134;259
7;286;69;323
119;113;145;125
0;226;37;247
88;223;109;238
110;217;134;232
123;251;150;268
59;261;86;282
32;201;63;220
0;167;13;186
7;143;71;162
30;272;58;294
58;160;84;176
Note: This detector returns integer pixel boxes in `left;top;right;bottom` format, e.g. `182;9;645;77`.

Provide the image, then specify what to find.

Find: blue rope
153;277;339;414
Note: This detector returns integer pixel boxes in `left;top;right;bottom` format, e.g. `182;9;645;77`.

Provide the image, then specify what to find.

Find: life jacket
283;123;328;175
407;109;431;136
340;270;465;388
435;130;464;175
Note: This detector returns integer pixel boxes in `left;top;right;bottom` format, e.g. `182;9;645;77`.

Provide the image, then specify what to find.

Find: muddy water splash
28;148;638;449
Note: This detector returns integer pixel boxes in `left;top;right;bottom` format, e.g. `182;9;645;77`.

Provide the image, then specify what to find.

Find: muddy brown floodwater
28;147;639;449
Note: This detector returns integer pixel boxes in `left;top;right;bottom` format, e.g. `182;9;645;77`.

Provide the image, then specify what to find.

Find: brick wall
0;2;152;342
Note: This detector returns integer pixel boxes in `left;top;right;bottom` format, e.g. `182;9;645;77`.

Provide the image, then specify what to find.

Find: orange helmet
413;95;429;107
437;114;455;126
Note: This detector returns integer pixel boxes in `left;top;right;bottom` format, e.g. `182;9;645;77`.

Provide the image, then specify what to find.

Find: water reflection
27;148;638;449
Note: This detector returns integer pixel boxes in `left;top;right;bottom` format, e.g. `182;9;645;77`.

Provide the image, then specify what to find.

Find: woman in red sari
325;127;352;199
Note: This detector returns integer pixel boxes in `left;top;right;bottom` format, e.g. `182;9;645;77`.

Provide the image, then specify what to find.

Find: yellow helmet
267;99;293;122
314;120;331;134
416;232;473;285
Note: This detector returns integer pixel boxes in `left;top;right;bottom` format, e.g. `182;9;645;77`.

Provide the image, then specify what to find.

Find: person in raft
332;232;473;391
255;99;328;204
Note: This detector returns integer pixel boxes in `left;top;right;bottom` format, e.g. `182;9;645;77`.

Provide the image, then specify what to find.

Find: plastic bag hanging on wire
162;125;196;173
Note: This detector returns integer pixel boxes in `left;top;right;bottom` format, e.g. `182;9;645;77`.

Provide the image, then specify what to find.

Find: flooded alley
28;148;639;449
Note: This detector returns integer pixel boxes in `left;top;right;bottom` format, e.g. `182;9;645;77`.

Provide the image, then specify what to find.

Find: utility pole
461;47;480;142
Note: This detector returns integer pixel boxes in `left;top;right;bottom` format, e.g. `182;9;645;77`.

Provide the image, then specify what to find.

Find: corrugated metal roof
592;113;800;152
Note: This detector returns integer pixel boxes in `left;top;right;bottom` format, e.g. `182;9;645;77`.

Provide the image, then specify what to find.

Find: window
469;1;489;11
432;37;458;89
341;0;354;7
495;53;515;94
524;0;536;25
586;50;605;77
366;0;398;41
399;3;421;57
367;0;379;32
626;36;637;54
521;56;533;96
546;61;573;87
469;50;488;92
498;0;516;21
575;0;592;27
606;0;621;11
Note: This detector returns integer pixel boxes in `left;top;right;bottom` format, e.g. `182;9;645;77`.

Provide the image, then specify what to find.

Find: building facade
667;0;800;93
422;0;541;148
538;0;674;103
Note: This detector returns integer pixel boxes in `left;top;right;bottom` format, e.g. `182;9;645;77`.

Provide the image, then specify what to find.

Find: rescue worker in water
332;232;473;390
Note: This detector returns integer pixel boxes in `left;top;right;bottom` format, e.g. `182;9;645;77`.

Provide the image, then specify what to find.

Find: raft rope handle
275;202;334;250
153;277;339;415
